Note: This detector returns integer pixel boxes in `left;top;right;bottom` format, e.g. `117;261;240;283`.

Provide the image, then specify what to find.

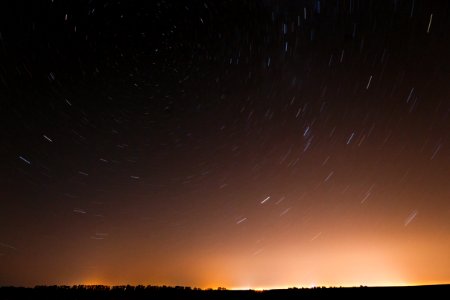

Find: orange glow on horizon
66;233;449;290
23;215;447;290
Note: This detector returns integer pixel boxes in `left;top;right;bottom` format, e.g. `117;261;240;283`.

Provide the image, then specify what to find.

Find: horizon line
2;283;449;291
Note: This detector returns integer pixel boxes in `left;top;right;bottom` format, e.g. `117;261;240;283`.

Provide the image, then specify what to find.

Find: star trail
1;0;449;289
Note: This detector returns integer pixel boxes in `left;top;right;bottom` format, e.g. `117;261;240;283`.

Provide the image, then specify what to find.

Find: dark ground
1;284;449;300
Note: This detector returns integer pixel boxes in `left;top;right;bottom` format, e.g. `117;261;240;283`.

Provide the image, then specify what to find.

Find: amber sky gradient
1;0;450;289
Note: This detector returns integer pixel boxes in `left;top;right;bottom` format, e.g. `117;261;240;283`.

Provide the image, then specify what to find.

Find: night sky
1;0;450;289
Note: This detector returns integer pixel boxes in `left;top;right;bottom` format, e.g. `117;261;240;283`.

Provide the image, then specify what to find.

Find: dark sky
1;0;449;289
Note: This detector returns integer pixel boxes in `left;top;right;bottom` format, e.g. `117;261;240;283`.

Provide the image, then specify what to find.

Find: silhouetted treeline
1;284;449;300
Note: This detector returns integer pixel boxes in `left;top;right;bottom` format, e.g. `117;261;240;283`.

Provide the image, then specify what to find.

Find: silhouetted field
1;284;449;300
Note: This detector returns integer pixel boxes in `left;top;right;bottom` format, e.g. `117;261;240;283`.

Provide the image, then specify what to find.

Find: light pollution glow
19;221;449;289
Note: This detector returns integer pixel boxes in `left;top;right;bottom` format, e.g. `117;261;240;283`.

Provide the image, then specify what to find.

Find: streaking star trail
0;0;449;289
